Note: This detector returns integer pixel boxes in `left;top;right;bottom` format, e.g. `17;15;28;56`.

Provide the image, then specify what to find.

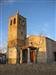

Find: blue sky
0;0;56;49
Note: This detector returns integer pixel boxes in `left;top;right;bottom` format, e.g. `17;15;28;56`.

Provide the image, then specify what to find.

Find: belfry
7;11;26;64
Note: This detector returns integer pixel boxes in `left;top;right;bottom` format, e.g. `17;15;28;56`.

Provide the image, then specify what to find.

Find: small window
54;52;56;61
21;32;23;35
10;20;12;25
14;18;16;24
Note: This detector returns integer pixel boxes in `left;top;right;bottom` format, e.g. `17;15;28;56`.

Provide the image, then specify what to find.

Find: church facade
26;35;56;63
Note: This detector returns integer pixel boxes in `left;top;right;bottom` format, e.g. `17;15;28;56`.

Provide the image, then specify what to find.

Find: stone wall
46;38;55;63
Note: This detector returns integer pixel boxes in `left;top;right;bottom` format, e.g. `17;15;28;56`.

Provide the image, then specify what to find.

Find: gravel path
0;63;56;75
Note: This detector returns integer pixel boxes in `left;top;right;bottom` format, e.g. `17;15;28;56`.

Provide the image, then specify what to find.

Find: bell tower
8;11;26;64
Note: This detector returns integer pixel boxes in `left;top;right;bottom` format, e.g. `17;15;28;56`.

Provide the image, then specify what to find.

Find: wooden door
30;50;35;63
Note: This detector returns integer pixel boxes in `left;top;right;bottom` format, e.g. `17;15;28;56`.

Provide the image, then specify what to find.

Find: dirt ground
0;63;56;75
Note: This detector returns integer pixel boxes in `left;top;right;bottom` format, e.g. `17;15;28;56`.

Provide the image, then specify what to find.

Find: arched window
14;18;16;24
10;20;12;25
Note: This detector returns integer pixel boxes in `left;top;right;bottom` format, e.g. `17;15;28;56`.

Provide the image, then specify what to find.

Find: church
7;11;56;64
